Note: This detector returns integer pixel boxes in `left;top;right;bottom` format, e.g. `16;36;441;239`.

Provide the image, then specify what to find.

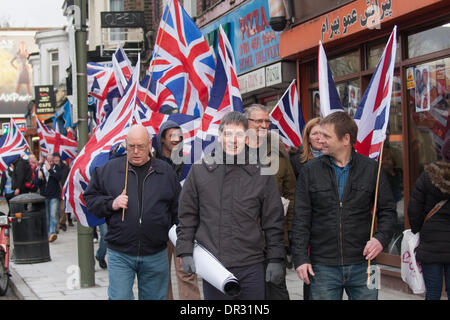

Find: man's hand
38;169;44;180
112;189;128;211
265;262;284;285
296;263;315;285
181;255;196;274
14;188;20;196
363;237;383;261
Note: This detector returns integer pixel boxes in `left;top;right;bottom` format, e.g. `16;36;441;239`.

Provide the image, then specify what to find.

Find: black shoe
96;256;107;269
68;219;74;227
60;223;67;231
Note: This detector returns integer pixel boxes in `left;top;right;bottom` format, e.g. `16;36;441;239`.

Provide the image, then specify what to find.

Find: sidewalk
3;201;422;300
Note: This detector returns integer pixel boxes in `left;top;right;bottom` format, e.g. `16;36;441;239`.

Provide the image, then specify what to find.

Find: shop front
280;0;449;288
200;0;296;109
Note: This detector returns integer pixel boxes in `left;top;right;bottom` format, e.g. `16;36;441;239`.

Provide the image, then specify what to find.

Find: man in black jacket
176;111;285;300
291;111;396;300
83;124;181;300
37;154;62;242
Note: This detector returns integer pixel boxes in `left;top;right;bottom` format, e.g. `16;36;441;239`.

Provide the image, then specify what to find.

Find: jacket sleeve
373;168;397;248
261;175;285;261
176;166;200;257
407;172;427;234
281;158;297;247
291;165;312;268
83;166;116;219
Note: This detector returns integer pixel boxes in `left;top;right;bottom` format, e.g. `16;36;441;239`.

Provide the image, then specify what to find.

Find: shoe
68;220;74;227
96;256;107;269
93;238;98;243
60;223;67;231
48;234;57;243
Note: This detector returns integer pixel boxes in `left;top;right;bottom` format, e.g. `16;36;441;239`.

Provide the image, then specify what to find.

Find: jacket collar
202;152;260;176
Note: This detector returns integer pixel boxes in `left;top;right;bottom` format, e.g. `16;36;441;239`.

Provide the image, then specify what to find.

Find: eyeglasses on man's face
248;118;271;125
126;144;147;151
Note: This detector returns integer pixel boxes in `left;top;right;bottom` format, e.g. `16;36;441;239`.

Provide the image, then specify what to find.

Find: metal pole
74;0;95;288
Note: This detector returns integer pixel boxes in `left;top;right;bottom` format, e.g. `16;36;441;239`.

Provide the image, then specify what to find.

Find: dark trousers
203;262;265;300
422;263;450;300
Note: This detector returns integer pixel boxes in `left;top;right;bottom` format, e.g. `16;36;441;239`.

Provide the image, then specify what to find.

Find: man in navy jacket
83;124;181;300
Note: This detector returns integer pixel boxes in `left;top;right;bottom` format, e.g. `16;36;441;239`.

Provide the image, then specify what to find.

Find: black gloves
265;262;284;285
181;255;196;274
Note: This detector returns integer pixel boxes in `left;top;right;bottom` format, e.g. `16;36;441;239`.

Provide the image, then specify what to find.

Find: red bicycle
0;211;22;296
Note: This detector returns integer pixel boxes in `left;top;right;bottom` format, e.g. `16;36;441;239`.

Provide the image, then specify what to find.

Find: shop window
367;38;401;70
328;50;360;77
336;79;360;116
408;57;449;184
407;23;450;59
50;50;59;87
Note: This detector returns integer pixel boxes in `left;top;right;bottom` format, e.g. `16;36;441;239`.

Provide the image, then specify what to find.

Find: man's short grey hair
218;111;248;133
244;103;270;119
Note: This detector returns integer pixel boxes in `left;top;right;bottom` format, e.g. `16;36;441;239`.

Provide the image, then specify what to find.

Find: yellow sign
407;68;415;90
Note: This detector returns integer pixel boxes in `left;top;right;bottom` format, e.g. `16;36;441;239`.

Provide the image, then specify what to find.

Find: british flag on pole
0;119;30;174
149;0;216;116
354;26;397;159
36;118;78;161
269;80;306;148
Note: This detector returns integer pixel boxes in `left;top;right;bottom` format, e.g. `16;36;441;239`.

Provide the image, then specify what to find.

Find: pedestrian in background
154;120;201;300
84;124;181;300
37;154;62;243
177;111;285;300
289;117;322;300
245;104;295;300
291;112;396;300
52;152;71;231
408;136;450;300
0;164;15;215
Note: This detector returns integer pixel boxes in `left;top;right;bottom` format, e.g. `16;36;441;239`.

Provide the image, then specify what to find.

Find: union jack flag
269;80;306;148
0;119;30;174
354;26;397;159
318;41;344;118
87;62;117;101
64;59;140;227
112;45;133;96
36;118;78;161
149;0;216;116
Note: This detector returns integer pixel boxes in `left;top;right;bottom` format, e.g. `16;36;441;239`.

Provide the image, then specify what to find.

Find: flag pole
367;139;385;286
143;0;173;107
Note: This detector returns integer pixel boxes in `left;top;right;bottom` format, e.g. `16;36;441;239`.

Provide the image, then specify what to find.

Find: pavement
2;201;424;301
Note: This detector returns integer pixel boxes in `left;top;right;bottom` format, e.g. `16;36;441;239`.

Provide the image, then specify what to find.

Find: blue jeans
107;248;169;300
96;223;108;260
309;263;378;300
422;263;450;300
45;198;59;237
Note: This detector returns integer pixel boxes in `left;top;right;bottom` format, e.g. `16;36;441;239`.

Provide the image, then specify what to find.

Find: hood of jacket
425;161;450;195
155;120;182;158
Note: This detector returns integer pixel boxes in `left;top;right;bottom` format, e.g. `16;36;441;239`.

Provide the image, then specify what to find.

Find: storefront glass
328;50;360;77
408;23;450;59
408;57;450;185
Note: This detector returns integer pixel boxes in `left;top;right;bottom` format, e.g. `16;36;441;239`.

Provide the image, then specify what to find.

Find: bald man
84;125;181;300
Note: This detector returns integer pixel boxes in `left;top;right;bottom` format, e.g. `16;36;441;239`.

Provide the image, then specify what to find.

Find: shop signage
201;0;281;75
238;67;266;94
265;62;282;87
320;0;394;42
101;11;145;28
35;85;56;115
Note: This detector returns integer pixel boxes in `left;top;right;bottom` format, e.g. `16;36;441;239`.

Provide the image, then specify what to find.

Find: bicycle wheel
0;251;9;296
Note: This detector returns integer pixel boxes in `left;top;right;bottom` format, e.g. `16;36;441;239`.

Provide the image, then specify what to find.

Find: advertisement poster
0;30;38;115
347;84;360;117
414;65;431;112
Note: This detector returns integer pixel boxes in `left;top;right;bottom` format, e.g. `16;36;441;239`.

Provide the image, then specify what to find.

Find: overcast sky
0;0;66;28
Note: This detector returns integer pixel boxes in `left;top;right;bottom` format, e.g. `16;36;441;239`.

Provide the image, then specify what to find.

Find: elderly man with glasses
83;124;181;300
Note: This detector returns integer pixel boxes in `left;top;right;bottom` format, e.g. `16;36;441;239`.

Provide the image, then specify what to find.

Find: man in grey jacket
176;111;285;300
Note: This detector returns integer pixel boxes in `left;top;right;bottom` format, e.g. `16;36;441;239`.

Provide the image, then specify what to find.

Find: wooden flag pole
143;0;172;107
122;159;129;222
367;139;385;286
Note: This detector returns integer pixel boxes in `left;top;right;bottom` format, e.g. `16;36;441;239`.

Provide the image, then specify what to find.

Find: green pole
75;0;95;288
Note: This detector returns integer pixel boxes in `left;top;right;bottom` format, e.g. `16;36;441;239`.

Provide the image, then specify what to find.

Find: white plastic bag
400;229;426;294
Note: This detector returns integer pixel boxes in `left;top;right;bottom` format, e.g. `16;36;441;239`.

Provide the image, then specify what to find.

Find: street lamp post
74;0;95;288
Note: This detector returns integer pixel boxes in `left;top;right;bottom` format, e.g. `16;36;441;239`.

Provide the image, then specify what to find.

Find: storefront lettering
238;6;270;41
321;0;393;41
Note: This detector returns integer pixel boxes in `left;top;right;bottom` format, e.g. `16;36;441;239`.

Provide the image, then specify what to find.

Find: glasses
126;144;147;151
248;118;271;125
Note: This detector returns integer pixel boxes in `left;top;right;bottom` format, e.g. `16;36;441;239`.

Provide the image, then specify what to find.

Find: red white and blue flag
0;118;30;174
149;0;215;116
269;80;306;148
64;59;140;227
87;62;117;101
36;118;78;161
354;26;397;159
318;41;344;118
112;45;133;96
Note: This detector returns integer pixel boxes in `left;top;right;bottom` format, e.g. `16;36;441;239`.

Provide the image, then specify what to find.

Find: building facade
280;0;450;291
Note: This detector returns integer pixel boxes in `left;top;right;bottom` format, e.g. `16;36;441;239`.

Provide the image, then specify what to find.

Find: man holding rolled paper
176;111;285;300
84;124;181;300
